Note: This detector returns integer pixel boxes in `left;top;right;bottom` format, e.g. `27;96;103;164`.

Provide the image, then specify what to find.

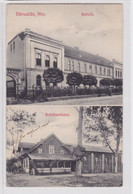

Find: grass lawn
7;172;122;187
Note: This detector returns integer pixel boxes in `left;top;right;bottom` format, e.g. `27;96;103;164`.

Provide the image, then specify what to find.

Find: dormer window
49;145;54;154
38;148;42;153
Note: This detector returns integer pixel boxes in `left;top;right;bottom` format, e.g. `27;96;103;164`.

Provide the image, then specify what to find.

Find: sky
7;105;79;145
6;4;123;62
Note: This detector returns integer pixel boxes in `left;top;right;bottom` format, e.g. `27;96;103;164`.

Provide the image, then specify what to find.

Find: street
34;95;122;105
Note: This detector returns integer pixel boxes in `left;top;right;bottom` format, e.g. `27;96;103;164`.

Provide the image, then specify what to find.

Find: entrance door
71;161;76;172
7;76;16;97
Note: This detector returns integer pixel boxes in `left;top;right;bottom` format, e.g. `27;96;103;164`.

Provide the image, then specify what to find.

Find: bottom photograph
6;105;123;187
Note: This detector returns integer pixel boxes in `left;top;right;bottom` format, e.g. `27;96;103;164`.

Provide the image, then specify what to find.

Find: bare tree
7;108;49;157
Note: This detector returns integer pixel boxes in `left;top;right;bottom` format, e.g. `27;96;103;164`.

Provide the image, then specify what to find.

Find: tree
83;106;123;173
7;108;48;158
43;68;64;89
82;75;97;87
66;72;83;93
112;79;122;88
100;78;113;88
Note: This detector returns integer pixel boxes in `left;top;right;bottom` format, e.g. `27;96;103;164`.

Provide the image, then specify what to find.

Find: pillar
112;155;114;172
102;154;105;173
91;153;94;173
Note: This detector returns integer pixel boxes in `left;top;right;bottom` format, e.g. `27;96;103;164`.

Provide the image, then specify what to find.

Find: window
95;66;97;74
89;65;92;74
49;145;54;154
118;71;119;78
36;53;41;66
104;68;106;75
83;156;87;166
36;161;44;168
100;67;102;75
107;69;111;76
36;75;41;86
95;157;99;166
84;64;87;73
72;62;74;71
105;157;109;166
78;63;80;72
10;44;12;52
45;55;50;67
53;57;57;68
38;148;42;154
116;70;117;77
58;161;64;168
13;41;15;50
65;161;70;168
68;61;71;71
60;150;64;155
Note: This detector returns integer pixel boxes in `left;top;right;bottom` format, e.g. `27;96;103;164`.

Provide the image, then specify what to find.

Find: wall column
102;154;105;173
91;153;94;173
112;155;114;172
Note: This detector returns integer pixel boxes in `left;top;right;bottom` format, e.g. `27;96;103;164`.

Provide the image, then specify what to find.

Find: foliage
66;72;83;87
83;106;123;154
100;78;113;87
112;79;122;88
43;68;64;88
82;75;97;87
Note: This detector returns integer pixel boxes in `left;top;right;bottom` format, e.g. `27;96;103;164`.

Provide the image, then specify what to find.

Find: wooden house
17;134;122;175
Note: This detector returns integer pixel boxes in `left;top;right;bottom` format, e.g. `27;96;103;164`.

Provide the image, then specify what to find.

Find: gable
29;134;71;156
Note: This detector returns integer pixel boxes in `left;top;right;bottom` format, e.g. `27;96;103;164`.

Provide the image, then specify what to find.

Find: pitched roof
18;142;35;149
18;135;113;154
84;145;112;153
29;133;72;153
64;45;112;67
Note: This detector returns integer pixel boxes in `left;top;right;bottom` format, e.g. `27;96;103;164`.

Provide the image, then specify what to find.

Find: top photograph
6;4;123;105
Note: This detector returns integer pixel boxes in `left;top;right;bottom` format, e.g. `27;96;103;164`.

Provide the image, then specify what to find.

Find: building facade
7;29;123;97
17;134;122;175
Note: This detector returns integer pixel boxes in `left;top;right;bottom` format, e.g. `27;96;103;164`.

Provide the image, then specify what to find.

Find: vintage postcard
4;3;130;194
6;4;123;106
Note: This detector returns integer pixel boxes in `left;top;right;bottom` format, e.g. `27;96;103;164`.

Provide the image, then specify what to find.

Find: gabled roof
84;145;113;153
64;45;112;68
29;133;72;153
18;136;113;154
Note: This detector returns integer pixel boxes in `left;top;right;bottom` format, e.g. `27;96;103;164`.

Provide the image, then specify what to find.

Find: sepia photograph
6;4;123;105
6;106;123;187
